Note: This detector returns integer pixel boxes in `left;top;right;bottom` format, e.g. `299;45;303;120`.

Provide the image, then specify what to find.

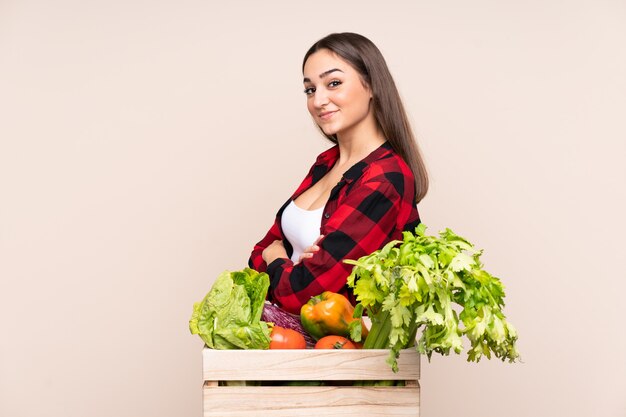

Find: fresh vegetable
261;303;316;347
269;326;307;349
300;291;369;341
315;335;357;349
189;268;272;349
345;224;520;371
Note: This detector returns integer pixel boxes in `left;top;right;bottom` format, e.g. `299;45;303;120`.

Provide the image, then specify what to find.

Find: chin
319;124;340;136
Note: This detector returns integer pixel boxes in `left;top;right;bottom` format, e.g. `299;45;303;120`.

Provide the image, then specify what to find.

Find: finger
297;252;314;263
309;244;321;252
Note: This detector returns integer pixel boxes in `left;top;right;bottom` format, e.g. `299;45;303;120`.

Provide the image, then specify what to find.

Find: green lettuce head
189;268;271;350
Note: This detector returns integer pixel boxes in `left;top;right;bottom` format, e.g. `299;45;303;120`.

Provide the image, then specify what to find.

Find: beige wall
1;1;625;416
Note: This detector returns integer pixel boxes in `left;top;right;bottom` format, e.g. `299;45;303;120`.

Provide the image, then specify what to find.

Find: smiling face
303;49;375;140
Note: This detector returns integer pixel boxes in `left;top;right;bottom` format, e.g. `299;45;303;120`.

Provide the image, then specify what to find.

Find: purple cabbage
261;302;316;347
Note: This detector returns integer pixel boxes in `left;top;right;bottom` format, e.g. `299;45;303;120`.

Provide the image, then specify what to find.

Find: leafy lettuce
189;268;271;349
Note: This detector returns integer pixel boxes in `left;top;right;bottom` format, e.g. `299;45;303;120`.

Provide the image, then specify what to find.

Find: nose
312;88;329;109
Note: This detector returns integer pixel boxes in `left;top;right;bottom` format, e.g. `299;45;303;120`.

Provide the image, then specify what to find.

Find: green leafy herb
189;268;272;349
346;224;520;371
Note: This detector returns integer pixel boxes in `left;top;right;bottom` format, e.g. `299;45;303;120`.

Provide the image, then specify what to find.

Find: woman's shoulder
351;144;415;202
363;145;415;183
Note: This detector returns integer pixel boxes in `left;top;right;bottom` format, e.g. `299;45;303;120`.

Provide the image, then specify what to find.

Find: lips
319;110;337;121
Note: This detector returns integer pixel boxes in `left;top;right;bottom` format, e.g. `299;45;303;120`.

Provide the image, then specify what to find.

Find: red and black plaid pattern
248;142;421;314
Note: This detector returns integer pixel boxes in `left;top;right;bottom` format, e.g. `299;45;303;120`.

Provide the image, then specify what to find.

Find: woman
249;32;428;314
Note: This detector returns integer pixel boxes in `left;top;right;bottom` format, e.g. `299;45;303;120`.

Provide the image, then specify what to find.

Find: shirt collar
312;141;393;183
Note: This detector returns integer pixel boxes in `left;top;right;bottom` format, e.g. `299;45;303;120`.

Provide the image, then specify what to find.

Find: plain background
1;0;625;416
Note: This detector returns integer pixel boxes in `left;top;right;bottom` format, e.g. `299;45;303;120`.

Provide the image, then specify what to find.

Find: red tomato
269;326;307;349
314;335;357;349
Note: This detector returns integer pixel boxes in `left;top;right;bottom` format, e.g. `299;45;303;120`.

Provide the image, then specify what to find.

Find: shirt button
324;213;330;219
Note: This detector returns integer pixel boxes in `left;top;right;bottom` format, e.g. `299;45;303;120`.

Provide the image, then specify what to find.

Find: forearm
262;240;289;265
266;231;362;314
267;255;354;314
249;220;284;272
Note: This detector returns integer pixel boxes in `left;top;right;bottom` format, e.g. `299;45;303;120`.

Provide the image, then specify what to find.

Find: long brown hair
303;32;428;203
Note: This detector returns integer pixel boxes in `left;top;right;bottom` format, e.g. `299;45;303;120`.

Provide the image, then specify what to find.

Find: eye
303;86;316;95
328;80;342;88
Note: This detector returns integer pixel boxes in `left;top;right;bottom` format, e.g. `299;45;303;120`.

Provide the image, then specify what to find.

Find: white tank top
281;200;324;262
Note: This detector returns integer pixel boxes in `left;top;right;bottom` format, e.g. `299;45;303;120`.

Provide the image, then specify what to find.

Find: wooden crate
202;348;420;417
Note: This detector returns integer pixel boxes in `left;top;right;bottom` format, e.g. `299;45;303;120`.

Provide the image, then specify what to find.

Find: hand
294;235;324;265
262;240;288;265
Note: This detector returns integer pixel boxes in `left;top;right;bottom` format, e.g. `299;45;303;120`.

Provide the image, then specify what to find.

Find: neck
335;115;385;166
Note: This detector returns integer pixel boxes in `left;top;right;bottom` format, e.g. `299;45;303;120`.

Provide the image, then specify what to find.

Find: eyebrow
303;68;344;83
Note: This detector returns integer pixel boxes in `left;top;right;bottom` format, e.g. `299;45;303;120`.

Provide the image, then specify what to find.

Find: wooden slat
202;348;420;381
203;385;420;417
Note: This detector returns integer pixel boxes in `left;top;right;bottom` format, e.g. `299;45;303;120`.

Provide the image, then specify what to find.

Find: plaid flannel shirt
248;142;421;314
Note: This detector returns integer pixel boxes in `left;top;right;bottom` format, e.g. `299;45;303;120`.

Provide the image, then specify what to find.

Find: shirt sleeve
265;180;404;314
248;216;283;273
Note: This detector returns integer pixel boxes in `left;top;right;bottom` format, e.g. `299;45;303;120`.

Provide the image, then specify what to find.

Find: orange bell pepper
300;291;369;341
